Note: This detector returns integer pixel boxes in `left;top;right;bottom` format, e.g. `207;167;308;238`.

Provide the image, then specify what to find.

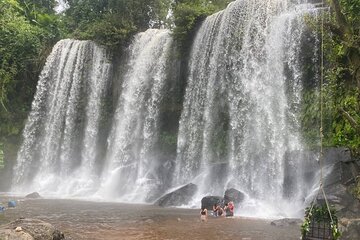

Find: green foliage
322;0;360;151
172;0;232;52
301;204;340;240
302;1;360;152
72;14;137;48
0;0;62;140
63;0;173;48
339;0;360;27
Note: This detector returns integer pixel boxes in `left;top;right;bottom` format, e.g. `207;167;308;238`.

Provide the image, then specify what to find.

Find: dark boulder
201;196;224;210
25;192;41;199
155;183;198;207
323;147;352;164
316;149;360;218
224;188;245;204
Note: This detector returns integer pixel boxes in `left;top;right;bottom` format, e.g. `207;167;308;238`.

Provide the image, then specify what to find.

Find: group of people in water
200;201;235;222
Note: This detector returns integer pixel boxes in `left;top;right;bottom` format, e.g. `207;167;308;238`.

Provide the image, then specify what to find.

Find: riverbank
0;196;301;240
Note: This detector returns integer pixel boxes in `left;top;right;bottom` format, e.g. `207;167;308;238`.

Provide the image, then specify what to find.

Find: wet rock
52;230;65;240
155;183;198;207
339;218;360;240
288;147;360;219
201;196;224;210
224;188;245;204
25;192;41;199
0;218;65;240
323;147;352;164
270;218;302;227
315;184;360;218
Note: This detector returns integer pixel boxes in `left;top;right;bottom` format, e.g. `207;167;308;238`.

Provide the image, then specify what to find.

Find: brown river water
0;196;301;240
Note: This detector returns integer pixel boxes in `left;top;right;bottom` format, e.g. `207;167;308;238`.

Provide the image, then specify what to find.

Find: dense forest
0;0;359;183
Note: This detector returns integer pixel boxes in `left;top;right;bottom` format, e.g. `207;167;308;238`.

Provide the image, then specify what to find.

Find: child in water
200;207;208;222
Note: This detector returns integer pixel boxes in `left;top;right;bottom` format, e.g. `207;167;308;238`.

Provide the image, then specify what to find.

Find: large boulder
0;218;65;240
25;192;41;199
224;188;245;204
316;148;360;218
201;196;224;210
323;147;352;165
155;183;198;207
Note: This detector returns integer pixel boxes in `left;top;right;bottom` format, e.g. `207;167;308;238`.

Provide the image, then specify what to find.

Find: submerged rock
0;218;65;240
270;218;302;227
155;183;198;207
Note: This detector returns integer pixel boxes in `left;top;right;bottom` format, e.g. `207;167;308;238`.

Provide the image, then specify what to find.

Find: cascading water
12;29;175;201
95;29;174;202
12;39;112;195
174;0;319;217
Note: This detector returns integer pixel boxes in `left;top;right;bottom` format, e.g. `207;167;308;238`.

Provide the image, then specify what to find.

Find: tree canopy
0;0;62;142
323;0;360;151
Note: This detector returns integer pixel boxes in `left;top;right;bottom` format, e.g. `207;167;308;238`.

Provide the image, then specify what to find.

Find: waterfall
98;29;174;202
11;0;321;218
174;0;319;217
12;39;112;195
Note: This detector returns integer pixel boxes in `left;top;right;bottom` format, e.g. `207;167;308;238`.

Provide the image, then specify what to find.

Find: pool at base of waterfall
0;196;301;240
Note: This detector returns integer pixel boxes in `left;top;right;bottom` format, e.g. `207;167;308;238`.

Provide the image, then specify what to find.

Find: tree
0;0;62;141
63;0;172;48
172;0;232;53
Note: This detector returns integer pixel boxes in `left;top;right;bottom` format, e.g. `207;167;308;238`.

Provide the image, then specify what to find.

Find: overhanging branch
339;107;360;131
